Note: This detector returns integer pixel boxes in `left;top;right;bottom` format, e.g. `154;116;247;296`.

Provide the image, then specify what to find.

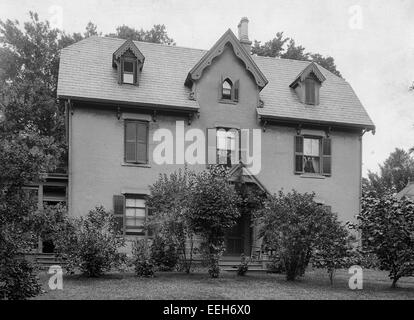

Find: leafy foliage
363;148;414;197
150;235;179;271
255;190;350;281
355;193;414;287
106;24;175;45
131;239;155;277
53;206;126;277
252;32;342;77
311;216;354;285
237;254;249;276
0;258;41;300
185;166;241;278
146;168;196;273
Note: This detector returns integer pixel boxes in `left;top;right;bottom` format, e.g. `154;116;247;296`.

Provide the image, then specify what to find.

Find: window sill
299;173;326;179
219;99;238;105
121;162;151;168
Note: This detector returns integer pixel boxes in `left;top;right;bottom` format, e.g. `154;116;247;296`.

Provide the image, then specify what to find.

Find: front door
224;214;251;256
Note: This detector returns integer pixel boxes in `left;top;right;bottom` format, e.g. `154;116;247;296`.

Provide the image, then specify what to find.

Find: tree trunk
391;277;399;288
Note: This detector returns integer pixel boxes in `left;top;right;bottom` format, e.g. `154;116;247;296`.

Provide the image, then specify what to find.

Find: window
305;78;316;105
222;79;232;100
294;135;331;175
125;197;146;235
220;77;239;102
216;128;238;166
125;120;148;164
122;58;137;84
303;137;320;173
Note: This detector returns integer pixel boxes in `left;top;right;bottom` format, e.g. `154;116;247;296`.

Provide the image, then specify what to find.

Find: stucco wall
69;44;361;228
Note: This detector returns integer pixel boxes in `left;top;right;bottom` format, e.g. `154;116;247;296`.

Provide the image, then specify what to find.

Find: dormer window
113;39;145;86
219;76;239;103
289;62;326;106
305;77;316;105
122;59;136;84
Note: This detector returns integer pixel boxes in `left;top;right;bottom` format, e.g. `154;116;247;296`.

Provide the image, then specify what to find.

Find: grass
33;269;414;300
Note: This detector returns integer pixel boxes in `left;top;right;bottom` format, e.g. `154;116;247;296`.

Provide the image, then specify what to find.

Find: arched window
222;78;233;100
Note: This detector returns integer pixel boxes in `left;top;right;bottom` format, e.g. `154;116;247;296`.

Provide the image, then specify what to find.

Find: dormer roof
112;39;145;68
185;29;268;90
289;62;326;88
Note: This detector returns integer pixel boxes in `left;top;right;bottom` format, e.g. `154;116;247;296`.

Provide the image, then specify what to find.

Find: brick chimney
237;17;252;53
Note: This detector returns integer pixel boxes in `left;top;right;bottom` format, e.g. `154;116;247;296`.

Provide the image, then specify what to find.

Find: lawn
33;269;414;300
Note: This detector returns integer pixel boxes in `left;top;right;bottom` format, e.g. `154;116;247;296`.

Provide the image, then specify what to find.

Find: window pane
217;130;227;149
304;156;320;173
123;73;134;84
126;217;137;226
125;142;136;162
137;123;147;142
124;61;134;72
222;79;232;99
304;138;320;156
126;122;136;141
126;198;136;207
135;208;146;218
126;208;136;217
135;199;146;208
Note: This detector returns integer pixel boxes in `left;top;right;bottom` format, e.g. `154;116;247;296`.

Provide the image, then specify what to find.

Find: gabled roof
57;36;375;130
289;62;326;88
185;29;268;90
396;181;414;200
112;39;145;67
228;162;270;194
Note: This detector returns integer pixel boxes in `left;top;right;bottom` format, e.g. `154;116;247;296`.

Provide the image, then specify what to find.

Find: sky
1;0;413;175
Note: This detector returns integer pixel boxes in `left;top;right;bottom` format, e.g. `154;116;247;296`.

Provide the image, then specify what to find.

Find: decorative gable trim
185;29;268;90
112;39;145;68
289;62;326;88
228;162;270;194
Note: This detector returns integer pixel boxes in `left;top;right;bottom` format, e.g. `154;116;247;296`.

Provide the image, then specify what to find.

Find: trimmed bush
132;239;155;277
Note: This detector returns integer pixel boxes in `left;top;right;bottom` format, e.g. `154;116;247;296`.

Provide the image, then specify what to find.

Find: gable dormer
112;39;145;85
289;62;326;105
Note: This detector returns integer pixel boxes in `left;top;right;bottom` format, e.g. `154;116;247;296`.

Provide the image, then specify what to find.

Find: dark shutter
133;60;137;85
120;57;124;83
294;135;304;174
136;122;148;163
207;128;217;164
322;137;332;176
113;195;125;234
125;121;137;162
233;80;239;102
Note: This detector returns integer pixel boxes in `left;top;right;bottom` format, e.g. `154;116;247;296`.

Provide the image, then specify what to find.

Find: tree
255;190;350;281
185;166;241;278
252;33;342;77
357;193;414;287
106;24;175;45
311;215;353;285
146;168;195;273
363;148;414;196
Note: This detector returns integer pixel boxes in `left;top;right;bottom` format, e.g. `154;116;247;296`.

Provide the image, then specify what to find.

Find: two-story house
57;18;375;257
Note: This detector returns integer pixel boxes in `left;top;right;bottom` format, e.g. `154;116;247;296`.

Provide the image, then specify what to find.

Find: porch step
35;253;65;269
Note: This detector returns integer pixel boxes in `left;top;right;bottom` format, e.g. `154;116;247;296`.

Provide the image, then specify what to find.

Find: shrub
237;254;249;276
0;259;41;300
355;193;414;287
255;190;350;281
186;166;241;278
150;235;179;271
53;206;126;277
146;169;196;273
266;253;285;274
311;216;353;285
132;239;155;277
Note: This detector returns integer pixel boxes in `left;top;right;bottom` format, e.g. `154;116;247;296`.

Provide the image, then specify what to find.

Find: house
396;180;414;200
56;17;375;257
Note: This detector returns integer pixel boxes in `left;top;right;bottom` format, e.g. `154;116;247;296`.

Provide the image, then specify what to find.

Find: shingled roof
57;35;375;130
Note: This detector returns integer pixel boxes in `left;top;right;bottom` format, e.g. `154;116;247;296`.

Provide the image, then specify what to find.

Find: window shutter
322;137;332;176
294;135;304;174
113;195;125;234
125;121;137;162
219;75;224;99
233;80;239;102
133;61;137;85
207;128;217;164
120;57;124;83
136;122;148;163
305;79;315;105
